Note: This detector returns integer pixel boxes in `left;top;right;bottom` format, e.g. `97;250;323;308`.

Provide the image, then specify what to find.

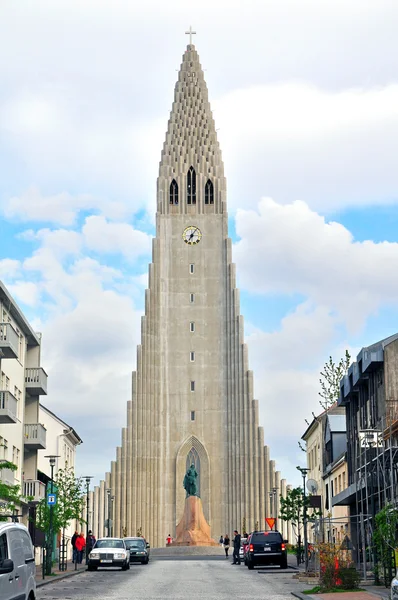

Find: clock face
183;226;202;245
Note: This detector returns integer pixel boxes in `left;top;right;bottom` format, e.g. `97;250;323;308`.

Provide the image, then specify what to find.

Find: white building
37;404;82;559
0;280;48;516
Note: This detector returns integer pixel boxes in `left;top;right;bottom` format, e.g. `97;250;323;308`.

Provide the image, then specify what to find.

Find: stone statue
183;463;199;498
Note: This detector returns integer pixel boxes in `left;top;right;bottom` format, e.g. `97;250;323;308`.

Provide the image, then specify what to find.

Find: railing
0;322;19;358
24;423;47;449
25;367;48;395
0;391;18;422
23;479;46;501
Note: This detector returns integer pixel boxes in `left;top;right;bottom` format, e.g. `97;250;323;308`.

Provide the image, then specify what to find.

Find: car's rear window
125;539;145;549
251;532;282;543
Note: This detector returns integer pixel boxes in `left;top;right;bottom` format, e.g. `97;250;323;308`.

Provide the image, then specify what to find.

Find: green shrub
339;567;360;590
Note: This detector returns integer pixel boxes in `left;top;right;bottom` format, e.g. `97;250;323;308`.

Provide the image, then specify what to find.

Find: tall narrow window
190;381;195;392
189;264;194;274
190;322;195;332
187;166;196;204
190;351;195;362
169;179;179;205
190;293;194;303
204;179;214;204
190;411;195;421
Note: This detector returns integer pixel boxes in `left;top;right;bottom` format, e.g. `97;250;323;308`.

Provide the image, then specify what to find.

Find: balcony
0;322;19;359
25;367;48;396
0;391;18;424
23;479;46;502
24;423;47;450
0;462;15;485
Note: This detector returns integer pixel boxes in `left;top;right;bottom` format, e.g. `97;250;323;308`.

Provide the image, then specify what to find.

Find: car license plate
264;547;271;551
101;559;112;563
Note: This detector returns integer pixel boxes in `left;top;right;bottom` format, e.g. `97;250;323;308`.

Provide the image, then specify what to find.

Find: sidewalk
292;586;390;600
35;560;86;588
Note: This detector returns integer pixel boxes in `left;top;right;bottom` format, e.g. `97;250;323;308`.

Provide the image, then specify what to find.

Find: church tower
109;41;279;547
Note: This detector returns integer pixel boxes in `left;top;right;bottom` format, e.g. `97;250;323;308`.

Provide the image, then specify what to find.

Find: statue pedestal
173;496;218;546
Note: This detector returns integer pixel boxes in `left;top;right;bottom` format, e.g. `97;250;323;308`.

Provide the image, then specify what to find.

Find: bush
339;566;360;590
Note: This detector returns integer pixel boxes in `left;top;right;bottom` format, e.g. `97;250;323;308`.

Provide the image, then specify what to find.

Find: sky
1;0;398;489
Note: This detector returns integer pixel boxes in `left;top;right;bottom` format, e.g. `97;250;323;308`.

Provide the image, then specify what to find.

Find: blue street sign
47;493;57;506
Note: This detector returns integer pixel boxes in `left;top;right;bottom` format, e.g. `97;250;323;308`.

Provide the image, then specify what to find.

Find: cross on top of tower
185;26;196;45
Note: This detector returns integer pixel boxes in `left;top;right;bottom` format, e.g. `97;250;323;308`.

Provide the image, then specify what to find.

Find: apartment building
0;280;48;518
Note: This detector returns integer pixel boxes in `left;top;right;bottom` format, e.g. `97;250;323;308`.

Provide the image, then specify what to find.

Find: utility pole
297;466;310;572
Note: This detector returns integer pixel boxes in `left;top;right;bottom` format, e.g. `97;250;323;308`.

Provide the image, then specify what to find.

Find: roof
327;414;346;433
40;403;83;445
0;280;41;346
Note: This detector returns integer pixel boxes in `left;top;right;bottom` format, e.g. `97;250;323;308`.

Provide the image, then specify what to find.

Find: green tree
373;504;398;586
35;466;85;574
0;460;21;521
319;350;351;411
279;486;320;566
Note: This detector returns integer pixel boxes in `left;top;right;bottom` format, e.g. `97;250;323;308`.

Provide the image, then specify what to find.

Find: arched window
169;179;178;205
204;179;214;205
186;447;200;497
187;166;196;205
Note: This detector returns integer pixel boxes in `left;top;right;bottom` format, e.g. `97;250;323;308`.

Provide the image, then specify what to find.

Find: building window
190;411;195;421
190;322;195;332
189;264;194;274
190;351;195;362
187;166;196;204
204;179;214;204
342;471;346;488
169;179;179;205
190;293;194;303
190;381;195;392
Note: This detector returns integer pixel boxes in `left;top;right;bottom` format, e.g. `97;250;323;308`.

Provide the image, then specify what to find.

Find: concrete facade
96;44;291;547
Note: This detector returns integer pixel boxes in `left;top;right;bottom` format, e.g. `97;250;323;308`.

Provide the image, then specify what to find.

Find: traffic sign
265;517;275;530
47;493;57;506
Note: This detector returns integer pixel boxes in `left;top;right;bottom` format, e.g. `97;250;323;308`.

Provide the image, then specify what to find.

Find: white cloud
234;198;398;331
6;281;41;307
2;188;132;226
82;216;152;260
215;82;398;212
0;259;21;279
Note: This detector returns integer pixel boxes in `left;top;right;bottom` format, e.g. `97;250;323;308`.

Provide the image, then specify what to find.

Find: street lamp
106;489;112;537
297;466;311;572
83;476;93;565
44;455;60;575
272;487;278;532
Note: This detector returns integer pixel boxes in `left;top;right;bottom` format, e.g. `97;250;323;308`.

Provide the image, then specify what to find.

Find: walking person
232;529;241;565
219;535;223;546
86;530;96;556
75;533;86;564
223;534;230;558
166;534;173;546
71;530;78;563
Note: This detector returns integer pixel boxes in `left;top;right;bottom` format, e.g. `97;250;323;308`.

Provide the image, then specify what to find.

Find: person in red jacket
75;533;86;564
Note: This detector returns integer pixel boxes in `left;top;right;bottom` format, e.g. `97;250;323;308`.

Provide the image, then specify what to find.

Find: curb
291;593;313;599
36;567;86;588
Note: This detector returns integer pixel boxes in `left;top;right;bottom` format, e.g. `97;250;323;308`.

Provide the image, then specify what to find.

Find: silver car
0;522;36;600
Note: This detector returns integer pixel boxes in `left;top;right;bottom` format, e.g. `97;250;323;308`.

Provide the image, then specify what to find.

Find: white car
0;522;36;600
391;570;398;599
88;538;130;571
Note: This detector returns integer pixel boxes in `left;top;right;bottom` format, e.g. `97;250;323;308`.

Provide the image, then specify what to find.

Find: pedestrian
86;530;96;555
75;533;86;564
166;534;173;545
71;530;78;563
232;529;241;565
219;535;223;545
223;534;230;558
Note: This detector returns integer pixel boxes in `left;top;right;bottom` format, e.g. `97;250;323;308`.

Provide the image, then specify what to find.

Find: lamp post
297;466;311;572
106;489;111;537
44;455;60;575
272;487;278;532
83;476;93;565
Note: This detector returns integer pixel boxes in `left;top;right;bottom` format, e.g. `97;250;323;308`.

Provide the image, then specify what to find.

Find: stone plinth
173;496;218;546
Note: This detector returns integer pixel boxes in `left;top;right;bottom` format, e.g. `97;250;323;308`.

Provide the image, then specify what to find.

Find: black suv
245;531;288;569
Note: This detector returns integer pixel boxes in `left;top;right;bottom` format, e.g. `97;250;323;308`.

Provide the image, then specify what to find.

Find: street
36;558;307;599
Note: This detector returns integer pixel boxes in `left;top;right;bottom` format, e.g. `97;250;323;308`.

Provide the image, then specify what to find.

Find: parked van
0;522;36;600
